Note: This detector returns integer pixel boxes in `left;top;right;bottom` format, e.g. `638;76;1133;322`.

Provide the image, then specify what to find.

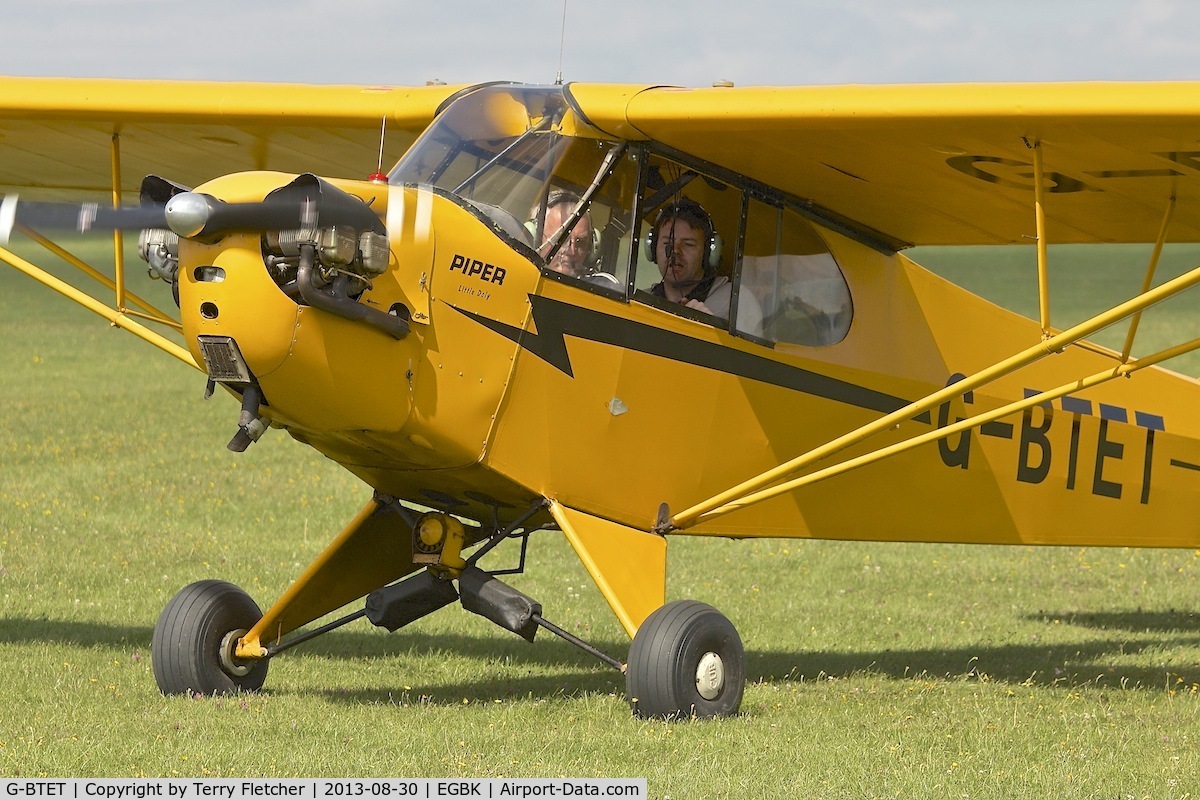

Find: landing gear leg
625;600;745;719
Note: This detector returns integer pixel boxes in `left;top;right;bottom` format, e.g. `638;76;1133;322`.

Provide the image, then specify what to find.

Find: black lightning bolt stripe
451;295;922;418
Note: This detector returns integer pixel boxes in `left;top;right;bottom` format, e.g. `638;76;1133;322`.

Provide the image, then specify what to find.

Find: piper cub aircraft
5;76;1200;719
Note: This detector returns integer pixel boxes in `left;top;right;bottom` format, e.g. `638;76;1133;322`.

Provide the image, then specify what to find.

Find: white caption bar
0;780;646;800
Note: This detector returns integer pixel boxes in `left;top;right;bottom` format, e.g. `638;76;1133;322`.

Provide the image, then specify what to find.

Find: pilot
648;198;762;332
537;190;596;277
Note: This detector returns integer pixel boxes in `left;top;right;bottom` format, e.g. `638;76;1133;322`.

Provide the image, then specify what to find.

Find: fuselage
176;85;1200;551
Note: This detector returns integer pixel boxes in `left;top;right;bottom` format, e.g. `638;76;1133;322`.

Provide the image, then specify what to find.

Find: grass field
3;240;1200;797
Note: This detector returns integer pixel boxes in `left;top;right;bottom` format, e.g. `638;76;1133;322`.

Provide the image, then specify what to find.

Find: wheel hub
695;651;725;700
219;628;253;678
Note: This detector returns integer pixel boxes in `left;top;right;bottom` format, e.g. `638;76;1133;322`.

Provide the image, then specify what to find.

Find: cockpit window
740;199;852;346
629;152;851;345
631;156;763;335
388;85;634;289
388;84;852;338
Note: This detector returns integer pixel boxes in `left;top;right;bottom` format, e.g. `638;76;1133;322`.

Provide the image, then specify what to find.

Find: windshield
389;85;627;260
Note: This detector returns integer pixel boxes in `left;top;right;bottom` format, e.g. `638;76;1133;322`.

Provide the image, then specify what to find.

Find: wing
0;76;469;200
0;76;470;369
572;81;1200;246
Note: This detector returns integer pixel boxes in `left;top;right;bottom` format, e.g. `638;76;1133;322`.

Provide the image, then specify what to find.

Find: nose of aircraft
172;172;420;445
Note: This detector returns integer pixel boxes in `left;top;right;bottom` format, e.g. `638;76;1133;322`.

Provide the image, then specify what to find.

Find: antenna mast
369;116;388;183
555;0;568;85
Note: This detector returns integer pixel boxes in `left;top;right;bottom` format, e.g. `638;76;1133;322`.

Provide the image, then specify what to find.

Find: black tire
151;580;269;696
626;600;745;719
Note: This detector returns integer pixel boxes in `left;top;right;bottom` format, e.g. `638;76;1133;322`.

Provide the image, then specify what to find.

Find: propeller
0;173;383;245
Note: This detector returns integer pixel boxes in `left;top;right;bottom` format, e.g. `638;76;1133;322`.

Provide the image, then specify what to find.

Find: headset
644;197;723;271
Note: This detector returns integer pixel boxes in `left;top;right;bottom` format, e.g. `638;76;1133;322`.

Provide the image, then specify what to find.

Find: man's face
655;217;706;286
542;204;593;275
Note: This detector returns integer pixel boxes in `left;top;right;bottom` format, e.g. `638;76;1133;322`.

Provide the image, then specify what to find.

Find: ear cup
706;233;723;270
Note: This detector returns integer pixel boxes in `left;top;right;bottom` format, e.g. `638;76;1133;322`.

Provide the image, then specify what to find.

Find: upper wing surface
585;81;1200;247
0;76;468;201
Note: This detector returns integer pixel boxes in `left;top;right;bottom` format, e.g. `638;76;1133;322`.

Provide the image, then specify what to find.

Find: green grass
3;240;1200;796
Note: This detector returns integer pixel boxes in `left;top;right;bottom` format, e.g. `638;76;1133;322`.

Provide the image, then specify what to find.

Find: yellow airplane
3;77;1200;719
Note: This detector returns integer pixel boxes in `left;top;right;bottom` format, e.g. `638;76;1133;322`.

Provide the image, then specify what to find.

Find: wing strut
0;127;196;366
1031;139;1051;336
0;242;197;368
683;332;1200;526
666;257;1200;532
111;132;127;314
14;223;180;328
1122;195;1177;361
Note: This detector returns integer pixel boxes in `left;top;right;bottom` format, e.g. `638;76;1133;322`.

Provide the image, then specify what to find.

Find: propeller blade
164;192;318;240
165;174;384;242
0;173;383;245
140;174;192;207
0;195;168;243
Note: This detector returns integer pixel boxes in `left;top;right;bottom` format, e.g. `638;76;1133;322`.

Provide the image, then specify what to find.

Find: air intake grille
197;336;252;383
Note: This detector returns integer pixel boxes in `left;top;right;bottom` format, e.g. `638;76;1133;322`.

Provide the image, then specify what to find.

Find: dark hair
646;197;721;269
653;197;714;240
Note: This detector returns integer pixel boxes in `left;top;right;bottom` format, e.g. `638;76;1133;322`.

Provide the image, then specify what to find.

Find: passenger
648;198;762;333
536;190;596;277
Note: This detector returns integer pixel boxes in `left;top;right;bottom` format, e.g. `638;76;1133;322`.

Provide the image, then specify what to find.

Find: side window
530;143;638;293
739;199;852;346
632;156;759;332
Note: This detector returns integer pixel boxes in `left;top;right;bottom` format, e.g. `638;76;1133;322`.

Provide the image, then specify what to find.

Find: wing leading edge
8;76;1200;246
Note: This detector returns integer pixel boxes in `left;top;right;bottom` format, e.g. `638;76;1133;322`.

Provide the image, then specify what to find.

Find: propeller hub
164;192;212;238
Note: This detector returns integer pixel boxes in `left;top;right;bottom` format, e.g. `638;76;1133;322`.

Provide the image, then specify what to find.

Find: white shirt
702;276;764;337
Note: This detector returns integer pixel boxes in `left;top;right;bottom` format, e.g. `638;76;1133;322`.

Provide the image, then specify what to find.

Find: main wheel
626;600;745;719
151;580;269;696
